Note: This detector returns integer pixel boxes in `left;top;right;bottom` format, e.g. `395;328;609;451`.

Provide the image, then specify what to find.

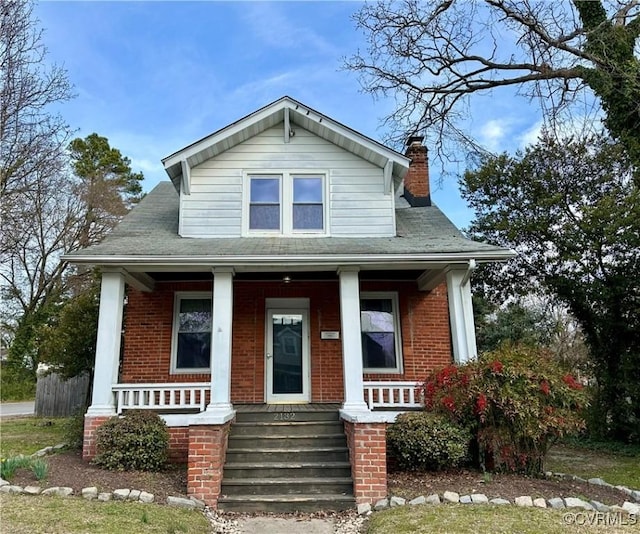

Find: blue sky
36;1;546;228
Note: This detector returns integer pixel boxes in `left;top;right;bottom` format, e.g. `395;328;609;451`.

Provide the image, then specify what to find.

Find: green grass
0;494;210;534
546;444;640;489
367;504;640;534
0;416;71;457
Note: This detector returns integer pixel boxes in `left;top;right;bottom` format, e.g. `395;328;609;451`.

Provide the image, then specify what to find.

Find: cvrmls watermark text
562;512;637;526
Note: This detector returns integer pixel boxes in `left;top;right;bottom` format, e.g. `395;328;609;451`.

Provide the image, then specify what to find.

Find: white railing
363;381;423;410
112;383;210;415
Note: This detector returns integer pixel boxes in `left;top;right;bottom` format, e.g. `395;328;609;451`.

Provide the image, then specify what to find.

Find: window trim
243;170;328;236
170;291;212;375
360;291;403;374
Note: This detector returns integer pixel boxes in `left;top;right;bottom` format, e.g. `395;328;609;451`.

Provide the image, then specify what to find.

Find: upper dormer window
245;172;327;235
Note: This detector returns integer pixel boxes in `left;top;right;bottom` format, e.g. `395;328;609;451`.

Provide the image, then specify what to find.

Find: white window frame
170;291;212;375
242;170;328;236
360;291;403;374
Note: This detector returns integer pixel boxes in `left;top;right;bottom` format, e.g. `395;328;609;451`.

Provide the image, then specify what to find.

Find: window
246;172;326;235
293;175;323;230
360;292;402;373
249;176;281;230
171;293;212;373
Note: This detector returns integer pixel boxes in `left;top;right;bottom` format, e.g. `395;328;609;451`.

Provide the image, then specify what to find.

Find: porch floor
234;403;341;413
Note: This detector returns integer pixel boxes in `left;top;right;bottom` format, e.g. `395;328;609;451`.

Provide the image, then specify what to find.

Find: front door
266;308;310;403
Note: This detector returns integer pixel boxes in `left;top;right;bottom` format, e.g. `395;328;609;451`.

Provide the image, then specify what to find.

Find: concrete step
225;446;349;464
221;477;354;496
222;461;352;479
231;421;344;436
235;409;340;423
228;433;347;448
217;493;356;513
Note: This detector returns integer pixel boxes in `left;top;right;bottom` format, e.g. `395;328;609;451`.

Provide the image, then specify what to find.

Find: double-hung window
360;292;402;373
171;292;212;373
246;172;326;234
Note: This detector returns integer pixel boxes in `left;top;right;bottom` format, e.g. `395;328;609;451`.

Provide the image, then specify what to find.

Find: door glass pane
272;313;303;394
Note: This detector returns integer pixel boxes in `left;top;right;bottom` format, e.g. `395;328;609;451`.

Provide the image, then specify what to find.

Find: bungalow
64;96;513;511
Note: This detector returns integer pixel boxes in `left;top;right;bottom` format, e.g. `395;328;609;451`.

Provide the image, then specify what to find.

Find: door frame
265;298;311;404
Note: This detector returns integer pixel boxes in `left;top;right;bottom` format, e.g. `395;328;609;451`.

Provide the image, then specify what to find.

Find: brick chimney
403;136;431;207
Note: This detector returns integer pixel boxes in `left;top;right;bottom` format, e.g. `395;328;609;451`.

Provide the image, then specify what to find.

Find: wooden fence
35;372;90;417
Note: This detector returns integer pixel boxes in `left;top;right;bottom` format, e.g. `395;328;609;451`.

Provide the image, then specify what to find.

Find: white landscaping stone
128;489;141;501
82;487;98;500
622;501;640;515
616;485;633;496
190;497;206;510
533;498;546;508
631;490;640;502
515;496;533;507
139;491;154;503
490;498;510;505
610;505;625;513
471;494;489;504
374;498;389;510
167;496;196;509
42;487;73;497
564;497;593;510
390;496;406;507
548;497;565;509
425;494;441;505
591;501;610;513
572;476;587;483
0;485;23;494
460;495;472;504
0;478;9;487
443;491;460;503
52;444;66;451
113;488;130;501
97;492;112;502
357;503;371;515
409;496;426;506
588;477;606;486
23;486;41;495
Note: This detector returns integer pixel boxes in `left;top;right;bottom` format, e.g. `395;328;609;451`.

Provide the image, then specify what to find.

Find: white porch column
338;267;370;414
86;270;125;416
198;267;235;423
446;266;478;364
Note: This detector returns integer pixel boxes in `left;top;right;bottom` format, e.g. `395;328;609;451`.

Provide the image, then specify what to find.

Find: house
64;96;513;511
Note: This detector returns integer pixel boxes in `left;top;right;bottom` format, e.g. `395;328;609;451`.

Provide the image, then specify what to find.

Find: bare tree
346;0;640;175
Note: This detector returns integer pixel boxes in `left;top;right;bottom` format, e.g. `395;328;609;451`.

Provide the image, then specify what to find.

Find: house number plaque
321;331;340;340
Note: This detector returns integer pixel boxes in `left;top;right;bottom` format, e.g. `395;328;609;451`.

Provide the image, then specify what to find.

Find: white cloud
479;119;510;151
518;119;544;147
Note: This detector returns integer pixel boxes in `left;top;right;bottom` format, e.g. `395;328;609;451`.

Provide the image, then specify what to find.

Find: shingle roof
63;182;512;265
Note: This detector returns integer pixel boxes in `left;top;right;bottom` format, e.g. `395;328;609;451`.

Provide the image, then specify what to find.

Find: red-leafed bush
423;344;588;475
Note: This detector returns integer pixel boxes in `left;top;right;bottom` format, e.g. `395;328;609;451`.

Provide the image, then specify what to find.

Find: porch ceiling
147;270;425;283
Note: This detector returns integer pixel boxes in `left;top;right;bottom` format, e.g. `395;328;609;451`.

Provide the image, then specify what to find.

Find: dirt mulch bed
10;450;187;503
8;450;632;508
388;469;631;506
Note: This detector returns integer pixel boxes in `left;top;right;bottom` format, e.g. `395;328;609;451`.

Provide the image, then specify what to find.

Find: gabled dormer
161;96;412;238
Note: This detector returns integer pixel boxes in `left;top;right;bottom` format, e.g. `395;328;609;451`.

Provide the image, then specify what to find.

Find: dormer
161;96;411;238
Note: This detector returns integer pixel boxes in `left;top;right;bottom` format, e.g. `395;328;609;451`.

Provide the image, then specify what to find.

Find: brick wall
187;422;231;507
168;426;189;463
82;415;112;461
121;279;452;401
344;421;387;504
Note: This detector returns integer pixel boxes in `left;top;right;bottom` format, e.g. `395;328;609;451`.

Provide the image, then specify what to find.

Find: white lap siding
179;126;395;238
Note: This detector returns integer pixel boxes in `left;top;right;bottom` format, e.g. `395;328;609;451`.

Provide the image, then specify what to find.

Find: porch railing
112;383;210;415
363;381;424;410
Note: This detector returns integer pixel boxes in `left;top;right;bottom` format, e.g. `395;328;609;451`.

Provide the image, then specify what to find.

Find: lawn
546;444;640;490
0;416;70;457
368;504;639;534
0;494;210;534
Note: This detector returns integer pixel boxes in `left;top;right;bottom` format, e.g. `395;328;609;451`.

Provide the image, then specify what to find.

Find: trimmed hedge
387;412;471;471
93;410;169;471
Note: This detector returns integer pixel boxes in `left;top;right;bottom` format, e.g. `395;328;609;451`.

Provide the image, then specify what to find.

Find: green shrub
63;413;86;450
31;458;48;480
93;410;169;471
1;455;32;481
423;344;589;475
387;412;471;471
